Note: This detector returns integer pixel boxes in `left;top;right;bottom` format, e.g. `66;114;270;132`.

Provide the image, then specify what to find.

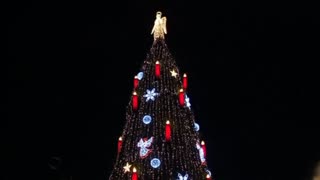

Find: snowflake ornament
177;173;189;180
185;94;191;109
137;137;154;158
143;88;159;102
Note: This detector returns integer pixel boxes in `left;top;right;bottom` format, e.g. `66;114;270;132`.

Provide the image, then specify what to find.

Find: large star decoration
143;88;159;102
123;162;131;173
170;69;178;78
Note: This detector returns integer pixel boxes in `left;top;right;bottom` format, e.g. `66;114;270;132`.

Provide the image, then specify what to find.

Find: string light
109;39;210;179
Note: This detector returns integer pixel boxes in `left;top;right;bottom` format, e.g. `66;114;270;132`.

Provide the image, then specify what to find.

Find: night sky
5;1;319;180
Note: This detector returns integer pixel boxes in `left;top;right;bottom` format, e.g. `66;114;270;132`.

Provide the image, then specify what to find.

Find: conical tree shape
109;12;212;180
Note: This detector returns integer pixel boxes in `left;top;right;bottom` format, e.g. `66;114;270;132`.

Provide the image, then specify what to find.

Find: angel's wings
161;16;167;34
145;136;154;147
137;138;144;147
137;137;153;148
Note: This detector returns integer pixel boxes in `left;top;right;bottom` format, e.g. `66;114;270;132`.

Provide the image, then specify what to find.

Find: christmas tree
109;11;213;180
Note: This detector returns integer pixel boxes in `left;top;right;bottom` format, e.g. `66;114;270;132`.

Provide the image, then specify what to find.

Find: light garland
109;28;212;179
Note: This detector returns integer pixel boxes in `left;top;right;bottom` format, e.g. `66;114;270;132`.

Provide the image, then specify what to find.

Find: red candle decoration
117;136;123;153
132;167;138;180
132;91;138;110
165;120;171;141
155;61;161;78
133;76;139;89
201;140;207;158
206;174;212;180
179;89;185;106
183;73;188;90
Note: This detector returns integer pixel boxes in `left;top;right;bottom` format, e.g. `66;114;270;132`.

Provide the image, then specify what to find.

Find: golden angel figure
151;11;167;40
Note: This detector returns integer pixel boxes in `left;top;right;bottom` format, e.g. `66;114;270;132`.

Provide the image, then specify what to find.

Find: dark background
5;1;319;180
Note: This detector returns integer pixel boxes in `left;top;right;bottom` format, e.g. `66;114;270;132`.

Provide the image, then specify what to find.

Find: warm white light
123;162;131;173
156;61;160;64
201;140;205;145
134;75;138;79
133;167;137;172
151;11;167;40
206;174;211;178
179;89;184;92
170;69;178;77
133;91;137;95
166;120;170;124
119;136;122;141
183;73;187;77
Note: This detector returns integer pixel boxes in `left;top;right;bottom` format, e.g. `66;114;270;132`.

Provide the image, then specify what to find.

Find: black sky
5;1;320;180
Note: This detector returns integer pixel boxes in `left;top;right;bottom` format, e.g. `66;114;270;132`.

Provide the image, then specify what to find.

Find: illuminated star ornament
170;69;178;78
123;162;132;173
143;88;159;102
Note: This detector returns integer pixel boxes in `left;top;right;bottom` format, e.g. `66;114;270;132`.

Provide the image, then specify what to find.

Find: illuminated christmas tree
109;11;213;180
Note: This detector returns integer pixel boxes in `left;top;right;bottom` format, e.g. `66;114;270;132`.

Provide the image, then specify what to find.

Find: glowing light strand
109;34;211;179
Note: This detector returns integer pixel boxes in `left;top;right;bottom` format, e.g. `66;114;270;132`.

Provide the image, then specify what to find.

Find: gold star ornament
123;162;132;173
170;69;177;78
